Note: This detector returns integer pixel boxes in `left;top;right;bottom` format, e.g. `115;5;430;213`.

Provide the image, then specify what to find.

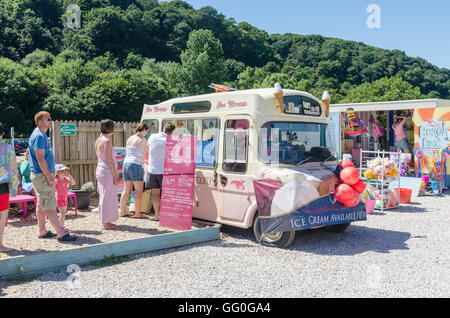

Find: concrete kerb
0;223;221;279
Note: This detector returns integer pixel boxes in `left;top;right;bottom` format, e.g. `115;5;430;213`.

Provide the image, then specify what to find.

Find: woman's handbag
373;121;385;138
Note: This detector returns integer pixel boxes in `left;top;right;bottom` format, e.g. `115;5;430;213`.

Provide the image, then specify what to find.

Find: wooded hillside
1;0;449;135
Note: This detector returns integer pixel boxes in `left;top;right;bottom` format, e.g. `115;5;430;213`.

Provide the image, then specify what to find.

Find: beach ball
344;193;360;208
351;179;366;194
338;160;355;169
340;167;360;186
335;184;356;204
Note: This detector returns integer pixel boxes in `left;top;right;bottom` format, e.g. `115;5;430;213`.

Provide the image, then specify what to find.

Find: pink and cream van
141;86;366;248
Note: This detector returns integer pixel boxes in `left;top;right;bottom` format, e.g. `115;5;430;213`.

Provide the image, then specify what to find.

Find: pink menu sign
159;136;197;231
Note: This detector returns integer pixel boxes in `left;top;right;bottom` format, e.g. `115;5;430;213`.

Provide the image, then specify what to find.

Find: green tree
174;29;227;95
0;58;42;135
341;76;426;103
21;49;55;68
0;0;58;60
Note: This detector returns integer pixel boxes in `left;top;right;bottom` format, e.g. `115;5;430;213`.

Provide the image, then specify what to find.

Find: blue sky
179;0;450;70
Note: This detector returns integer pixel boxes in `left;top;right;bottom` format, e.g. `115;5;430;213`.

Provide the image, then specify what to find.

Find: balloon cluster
333;160;366;207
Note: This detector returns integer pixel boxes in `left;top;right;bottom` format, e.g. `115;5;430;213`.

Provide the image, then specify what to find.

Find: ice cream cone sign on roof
274;83;284;113
322;91;331;118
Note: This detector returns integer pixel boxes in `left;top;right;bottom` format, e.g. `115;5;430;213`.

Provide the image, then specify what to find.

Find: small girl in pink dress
55;164;76;232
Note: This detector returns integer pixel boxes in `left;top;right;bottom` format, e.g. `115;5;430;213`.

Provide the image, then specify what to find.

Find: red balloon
340;167;360;186
338;160;355;169
352;179;366;194
335;184;356;204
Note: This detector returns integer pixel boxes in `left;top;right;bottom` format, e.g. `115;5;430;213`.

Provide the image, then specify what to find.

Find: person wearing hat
55;164;75;232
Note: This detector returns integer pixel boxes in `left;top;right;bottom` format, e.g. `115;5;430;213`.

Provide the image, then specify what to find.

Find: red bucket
394;188;412;204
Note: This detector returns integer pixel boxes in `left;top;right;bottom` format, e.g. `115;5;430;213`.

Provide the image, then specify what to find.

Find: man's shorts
31;173;57;211
395;138;410;151
146;173;163;189
123;162;145;182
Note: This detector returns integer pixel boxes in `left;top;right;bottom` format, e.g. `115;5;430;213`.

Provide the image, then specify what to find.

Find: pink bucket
365;199;376;215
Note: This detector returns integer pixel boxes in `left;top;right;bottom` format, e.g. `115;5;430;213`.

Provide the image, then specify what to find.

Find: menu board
159;136;197;231
163;136;196;175
327;112;341;159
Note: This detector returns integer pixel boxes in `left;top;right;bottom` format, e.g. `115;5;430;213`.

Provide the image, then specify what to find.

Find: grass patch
5;274;39;283
87;254;130;268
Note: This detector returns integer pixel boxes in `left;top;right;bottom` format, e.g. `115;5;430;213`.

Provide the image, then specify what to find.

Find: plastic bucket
365;199;376;214
394;188;412;204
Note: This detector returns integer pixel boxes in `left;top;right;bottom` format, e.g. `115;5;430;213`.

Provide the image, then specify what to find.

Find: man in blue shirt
29;111;76;242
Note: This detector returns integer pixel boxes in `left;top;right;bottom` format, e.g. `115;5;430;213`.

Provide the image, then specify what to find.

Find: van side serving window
223;119;249;173
172;101;211;114
142;119;159;139
283;95;321;116
162;118;219;168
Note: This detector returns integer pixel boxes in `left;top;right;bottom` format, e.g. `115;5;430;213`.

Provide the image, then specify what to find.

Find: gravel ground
1;193;450;298
0;198;182;260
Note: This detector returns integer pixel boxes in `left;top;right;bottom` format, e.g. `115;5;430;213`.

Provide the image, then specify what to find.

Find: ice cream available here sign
253;179;366;234
418;119;449;154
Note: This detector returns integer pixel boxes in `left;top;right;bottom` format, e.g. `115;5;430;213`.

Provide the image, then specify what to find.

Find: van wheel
324;222;351;233
253;215;296;248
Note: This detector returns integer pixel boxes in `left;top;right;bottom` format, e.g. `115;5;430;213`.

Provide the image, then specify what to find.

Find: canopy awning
330;99;450;113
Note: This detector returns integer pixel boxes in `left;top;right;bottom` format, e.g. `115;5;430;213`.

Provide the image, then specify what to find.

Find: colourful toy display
399;153;412;177
343;108;367;137
372;189;399;210
364;157;398;180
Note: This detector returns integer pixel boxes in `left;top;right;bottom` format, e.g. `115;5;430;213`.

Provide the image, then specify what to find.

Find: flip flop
131;215;149;219
38;231;57;239
120;213;133;218
57;233;77;242
0;246;15;253
103;224;118;230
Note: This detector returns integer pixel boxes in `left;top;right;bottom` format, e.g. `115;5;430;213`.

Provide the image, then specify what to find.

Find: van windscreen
260;122;334;164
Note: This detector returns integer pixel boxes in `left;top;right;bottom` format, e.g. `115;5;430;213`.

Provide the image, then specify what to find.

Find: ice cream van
141;84;366;248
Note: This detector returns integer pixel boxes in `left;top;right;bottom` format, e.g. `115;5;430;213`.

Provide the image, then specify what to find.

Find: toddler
55;164;76;232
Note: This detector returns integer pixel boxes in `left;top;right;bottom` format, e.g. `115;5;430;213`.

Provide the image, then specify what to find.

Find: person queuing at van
146;122;175;221
119;122;149;219
392;115;410;153
20;149;35;196
29;111;77;242
95;119;120;230
0;122;18;253
15;149;36;216
54;164;76;232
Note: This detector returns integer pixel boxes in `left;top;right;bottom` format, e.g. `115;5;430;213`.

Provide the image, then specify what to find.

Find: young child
55;164;76;232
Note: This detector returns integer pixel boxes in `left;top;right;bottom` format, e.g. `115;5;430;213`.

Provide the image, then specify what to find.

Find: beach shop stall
328;99;450;194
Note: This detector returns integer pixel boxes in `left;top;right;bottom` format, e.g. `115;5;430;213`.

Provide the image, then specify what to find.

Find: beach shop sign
418;119;449;154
